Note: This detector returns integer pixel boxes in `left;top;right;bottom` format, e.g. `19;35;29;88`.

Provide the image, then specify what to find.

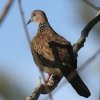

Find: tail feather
68;72;91;98
60;67;91;98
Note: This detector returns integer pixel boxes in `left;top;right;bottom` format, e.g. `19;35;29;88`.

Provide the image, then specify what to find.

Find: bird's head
27;10;48;25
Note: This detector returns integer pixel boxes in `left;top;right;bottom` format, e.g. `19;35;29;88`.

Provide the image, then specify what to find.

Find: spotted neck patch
39;22;49;32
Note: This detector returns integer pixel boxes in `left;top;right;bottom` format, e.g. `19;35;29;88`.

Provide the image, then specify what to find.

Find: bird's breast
31;34;55;61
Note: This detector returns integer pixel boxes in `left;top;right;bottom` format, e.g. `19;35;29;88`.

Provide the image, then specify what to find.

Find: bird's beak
27;19;32;25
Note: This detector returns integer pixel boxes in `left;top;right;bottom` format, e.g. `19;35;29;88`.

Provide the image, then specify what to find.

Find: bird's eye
33;13;36;16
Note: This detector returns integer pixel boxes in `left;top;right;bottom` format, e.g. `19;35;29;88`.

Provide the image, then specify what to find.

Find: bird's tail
60;67;91;98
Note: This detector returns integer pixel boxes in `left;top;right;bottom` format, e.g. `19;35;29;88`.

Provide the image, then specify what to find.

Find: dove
27;10;91;98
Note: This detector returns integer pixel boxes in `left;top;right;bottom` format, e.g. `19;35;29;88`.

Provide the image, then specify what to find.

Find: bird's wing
48;40;77;69
31;33;77;69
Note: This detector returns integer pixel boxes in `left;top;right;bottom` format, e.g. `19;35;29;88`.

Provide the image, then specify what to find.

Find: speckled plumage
28;10;91;97
30;22;75;75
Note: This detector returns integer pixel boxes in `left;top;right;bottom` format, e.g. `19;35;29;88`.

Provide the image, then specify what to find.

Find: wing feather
31;32;77;69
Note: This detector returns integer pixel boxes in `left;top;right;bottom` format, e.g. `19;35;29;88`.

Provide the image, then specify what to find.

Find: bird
27;10;91;98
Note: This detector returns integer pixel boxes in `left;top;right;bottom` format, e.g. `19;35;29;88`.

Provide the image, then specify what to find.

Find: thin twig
18;0;53;100
78;49;100;71
82;0;100;11
0;0;13;25
18;0;30;44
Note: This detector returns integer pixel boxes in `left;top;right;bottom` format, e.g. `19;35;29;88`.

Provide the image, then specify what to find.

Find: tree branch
26;76;62;100
73;13;100;53
0;0;13;25
82;0;100;11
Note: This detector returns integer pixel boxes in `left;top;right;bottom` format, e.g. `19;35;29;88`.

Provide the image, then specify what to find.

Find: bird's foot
45;79;54;86
45;74;54;86
45;74;52;83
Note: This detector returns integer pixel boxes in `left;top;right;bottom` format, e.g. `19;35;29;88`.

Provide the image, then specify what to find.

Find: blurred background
0;0;100;100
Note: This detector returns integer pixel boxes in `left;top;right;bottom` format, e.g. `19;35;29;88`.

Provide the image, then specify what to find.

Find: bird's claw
45;79;54;86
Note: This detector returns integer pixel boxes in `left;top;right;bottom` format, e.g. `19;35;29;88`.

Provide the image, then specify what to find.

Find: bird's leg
45;74;54;86
45;74;52;83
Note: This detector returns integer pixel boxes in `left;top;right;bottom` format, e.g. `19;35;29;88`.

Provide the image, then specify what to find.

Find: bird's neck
38;22;50;32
